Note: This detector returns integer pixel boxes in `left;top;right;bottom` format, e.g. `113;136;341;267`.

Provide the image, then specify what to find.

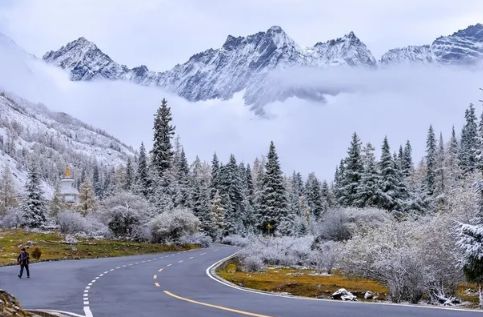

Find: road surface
0;244;481;317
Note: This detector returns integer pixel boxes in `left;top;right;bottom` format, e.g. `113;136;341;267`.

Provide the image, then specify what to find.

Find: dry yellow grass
0;229;197;266
218;262;387;300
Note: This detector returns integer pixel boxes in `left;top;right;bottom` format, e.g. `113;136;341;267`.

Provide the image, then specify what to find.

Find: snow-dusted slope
306;32;376;66
380;23;483;65
380;45;432;64
43;26;375;106
0;91;134;194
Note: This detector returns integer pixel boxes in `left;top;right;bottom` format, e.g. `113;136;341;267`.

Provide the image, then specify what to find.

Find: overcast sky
1;0;482;70
0;1;482;180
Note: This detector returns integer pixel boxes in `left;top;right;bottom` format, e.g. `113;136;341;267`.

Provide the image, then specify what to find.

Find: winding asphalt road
0;244;481;317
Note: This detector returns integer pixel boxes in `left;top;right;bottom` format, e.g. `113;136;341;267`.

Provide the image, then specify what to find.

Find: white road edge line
205;250;480;314
84;306;93;317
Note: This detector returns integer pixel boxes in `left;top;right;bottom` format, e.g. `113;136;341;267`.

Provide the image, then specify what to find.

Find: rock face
43;26;375;107
380;23;483;65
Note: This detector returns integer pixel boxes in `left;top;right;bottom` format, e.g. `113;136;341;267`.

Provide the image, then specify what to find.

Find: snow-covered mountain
0;91;134;195
380;23;483;65
41;23;483;107
43;26;375;107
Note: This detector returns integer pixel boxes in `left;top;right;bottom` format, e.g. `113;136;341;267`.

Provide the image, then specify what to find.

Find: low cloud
0;46;481;180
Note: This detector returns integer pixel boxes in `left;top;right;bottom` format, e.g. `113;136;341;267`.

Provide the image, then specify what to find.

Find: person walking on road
17;247;30;279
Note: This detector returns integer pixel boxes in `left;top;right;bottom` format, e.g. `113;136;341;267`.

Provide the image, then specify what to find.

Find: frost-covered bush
340;216;462;304
99;192;152;239
241;255;265;272
57;210;108;236
309;240;342;274
315;207;391;241
222;235;250;247
0;207;24;228
149;208;200;243
238;236;314;268
179;232;212;248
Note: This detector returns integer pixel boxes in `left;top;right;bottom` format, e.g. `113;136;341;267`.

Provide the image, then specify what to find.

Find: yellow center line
163;290;273;317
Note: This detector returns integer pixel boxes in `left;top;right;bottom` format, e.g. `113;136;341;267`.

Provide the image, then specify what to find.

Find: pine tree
258;142;287;235
174;148;191;207
0;165;17;216
124;157;133;191
305;173;324;219
434;132;446;206
287;172;305;219
210;190;225;240
339;133;364;206
378;137;407;213
320;180;333;209
446;126;461;186
459;104;479;174
425;125;437;196
93;164;102;198
78;180;96;216
402;140;413;177
190;157;211;235
210;153;220;199
334;159;345;204
457;179;483;308
356;143;380;207
218;155;245;235
151;98;175;177
22;163;46;228
135;143;151;198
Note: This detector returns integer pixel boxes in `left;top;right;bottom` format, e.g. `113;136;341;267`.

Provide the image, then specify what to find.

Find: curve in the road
1;245;482;317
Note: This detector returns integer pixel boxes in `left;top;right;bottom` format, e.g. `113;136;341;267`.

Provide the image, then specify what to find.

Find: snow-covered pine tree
190;156;211;235
124;157;133;191
320;180;333;209
210;190;225;240
241;164;256;232
425;125;437;196
339;133;364;206
446;126;461;186
305;173;324;219
209;153;220;199
0;165;17;215
402;140;413;177
356;142;380;207
378;137;407;213
135;143;151;198
174;148;191;207
151;98;175;177
457;180;483;309
434;132;446;209
459;104;479;174
218;155;245;235
102;167;115;198
22;163;47;228
93;164;102;198
287;172;304;218
258;142;288;235
78;180;96;216
333;159;345;204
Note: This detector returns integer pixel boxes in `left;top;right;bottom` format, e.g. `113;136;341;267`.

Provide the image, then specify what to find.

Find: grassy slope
0;229;196;266
218;261;387;300
218;261;479;306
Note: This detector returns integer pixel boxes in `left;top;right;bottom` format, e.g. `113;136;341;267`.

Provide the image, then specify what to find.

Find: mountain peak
43;37;127;81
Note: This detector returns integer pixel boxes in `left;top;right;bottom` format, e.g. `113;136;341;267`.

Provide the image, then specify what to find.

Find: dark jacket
17;251;29;265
